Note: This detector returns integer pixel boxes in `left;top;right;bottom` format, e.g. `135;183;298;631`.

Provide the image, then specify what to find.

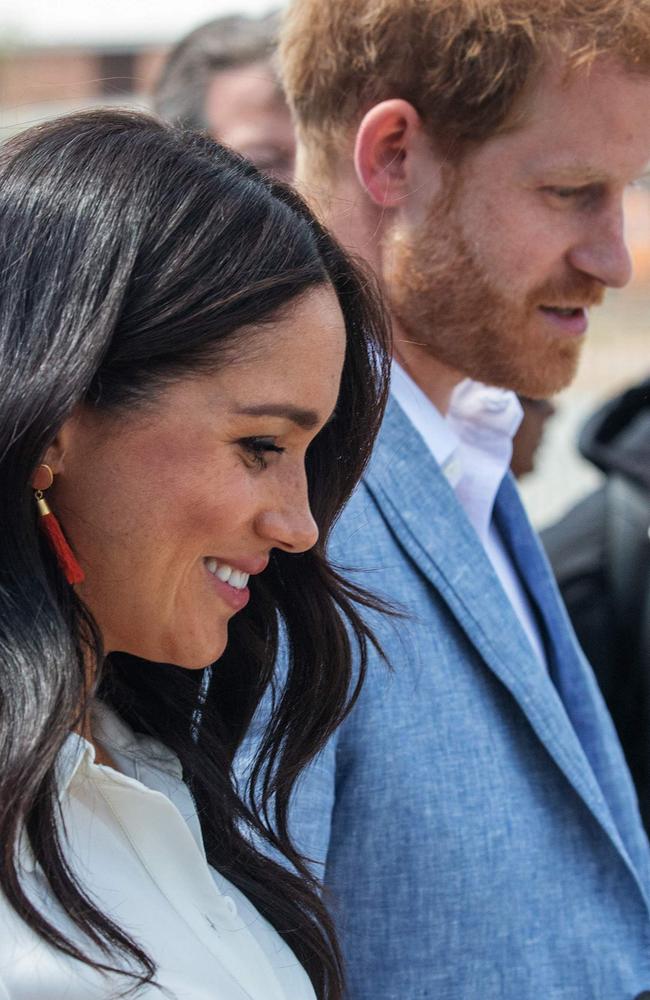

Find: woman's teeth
204;558;250;590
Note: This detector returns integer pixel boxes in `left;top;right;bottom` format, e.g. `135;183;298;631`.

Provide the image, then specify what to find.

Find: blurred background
1;0;649;529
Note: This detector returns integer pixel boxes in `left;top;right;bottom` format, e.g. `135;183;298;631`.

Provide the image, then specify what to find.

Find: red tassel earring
34;464;85;585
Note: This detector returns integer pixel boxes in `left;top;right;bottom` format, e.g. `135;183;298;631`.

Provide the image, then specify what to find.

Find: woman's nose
257;507;319;553
256;471;320;553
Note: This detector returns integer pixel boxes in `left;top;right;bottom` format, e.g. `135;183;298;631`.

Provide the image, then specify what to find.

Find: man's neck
393;330;463;415
296;165;464;416
296;165;385;272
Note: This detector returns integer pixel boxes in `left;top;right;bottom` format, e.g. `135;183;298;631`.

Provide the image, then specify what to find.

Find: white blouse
0;704;316;1000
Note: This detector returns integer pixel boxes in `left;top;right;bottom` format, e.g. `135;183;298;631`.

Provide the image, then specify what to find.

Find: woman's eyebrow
233;403;321;429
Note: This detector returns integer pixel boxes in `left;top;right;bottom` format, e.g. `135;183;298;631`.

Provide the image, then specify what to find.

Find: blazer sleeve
288;730;339;877
234;665;339;879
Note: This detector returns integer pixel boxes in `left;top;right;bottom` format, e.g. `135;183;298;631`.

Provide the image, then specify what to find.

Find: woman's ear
30;412;80;490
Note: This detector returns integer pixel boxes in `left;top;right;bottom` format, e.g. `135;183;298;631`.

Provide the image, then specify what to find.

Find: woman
0;110;389;999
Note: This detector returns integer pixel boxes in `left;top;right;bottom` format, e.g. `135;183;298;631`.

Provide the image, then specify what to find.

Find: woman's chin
180;653;224;671
113;632;228;671
177;632;229;670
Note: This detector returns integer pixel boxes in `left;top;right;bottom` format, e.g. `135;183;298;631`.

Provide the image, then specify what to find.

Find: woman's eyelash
240;437;286;469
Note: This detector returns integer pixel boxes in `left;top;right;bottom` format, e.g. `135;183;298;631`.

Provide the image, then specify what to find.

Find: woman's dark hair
0;109;390;997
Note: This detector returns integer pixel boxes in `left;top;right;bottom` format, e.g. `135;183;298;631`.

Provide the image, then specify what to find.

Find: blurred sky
1;0;279;46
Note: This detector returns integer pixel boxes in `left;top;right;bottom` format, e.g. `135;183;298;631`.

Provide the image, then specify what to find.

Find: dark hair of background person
0;109;390;999
153;11;281;130
511;396;555;480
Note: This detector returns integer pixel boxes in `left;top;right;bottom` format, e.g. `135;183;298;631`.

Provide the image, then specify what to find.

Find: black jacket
542;379;650;829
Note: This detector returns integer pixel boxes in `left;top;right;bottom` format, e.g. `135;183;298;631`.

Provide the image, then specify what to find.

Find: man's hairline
291;50;650;185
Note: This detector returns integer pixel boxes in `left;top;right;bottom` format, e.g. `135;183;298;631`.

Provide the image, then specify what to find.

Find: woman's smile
204;559;251;612
202;555;272;612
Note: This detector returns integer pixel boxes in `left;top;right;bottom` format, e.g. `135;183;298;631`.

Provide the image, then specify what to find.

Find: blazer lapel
495;475;650;887
363;398;638;865
494;473;629;773
494;474;581;684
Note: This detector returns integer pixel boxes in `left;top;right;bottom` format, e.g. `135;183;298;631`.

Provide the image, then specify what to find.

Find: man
153;13;294;180
262;3;650;998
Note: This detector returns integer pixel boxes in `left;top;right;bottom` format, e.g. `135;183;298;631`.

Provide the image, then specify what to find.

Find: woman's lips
203;556;254;612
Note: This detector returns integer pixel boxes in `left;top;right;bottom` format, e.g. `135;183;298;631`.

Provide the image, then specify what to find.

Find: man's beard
383;196;604;398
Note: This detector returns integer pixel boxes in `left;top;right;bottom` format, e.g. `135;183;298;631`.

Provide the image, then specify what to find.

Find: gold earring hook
34;464;54;508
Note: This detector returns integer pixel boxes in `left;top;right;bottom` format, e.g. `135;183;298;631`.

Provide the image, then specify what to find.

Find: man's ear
354;99;440;208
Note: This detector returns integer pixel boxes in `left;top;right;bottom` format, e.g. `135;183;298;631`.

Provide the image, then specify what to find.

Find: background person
511;395;556;479
0;108;389;1000
152;12;295;181
241;3;650;998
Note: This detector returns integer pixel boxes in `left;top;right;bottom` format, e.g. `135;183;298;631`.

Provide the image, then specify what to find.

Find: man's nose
568;206;633;290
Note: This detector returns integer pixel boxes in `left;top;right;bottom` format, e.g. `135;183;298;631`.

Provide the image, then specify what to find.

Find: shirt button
222;895;237;917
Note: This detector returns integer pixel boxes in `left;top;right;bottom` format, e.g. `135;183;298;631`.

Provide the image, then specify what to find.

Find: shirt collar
53;702;183;797
91;701;183;781
390;360;461;484
18;704;184;874
448;378;523;445
390;362;523;464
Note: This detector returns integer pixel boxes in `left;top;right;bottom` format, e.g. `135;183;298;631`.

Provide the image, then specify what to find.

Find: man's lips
538;305;588;336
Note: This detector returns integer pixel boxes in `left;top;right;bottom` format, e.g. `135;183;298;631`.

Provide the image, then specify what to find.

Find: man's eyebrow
532;164;607;183
233;403;322;430
532;161;650;185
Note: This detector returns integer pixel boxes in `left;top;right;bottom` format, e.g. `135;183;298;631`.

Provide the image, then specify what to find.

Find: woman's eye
240;437;286;470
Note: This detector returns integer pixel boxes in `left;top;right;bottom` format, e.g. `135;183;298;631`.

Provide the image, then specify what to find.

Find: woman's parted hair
0;109;390;997
281;0;650;169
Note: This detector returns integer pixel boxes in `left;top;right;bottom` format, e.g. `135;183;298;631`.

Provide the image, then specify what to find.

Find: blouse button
222;895;238;917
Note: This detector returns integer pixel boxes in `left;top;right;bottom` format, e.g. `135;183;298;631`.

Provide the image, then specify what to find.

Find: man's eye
546;186;581;199
544;184;603;205
240;437;285;470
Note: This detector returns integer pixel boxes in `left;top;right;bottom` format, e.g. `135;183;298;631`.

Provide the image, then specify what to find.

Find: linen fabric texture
241;396;650;1000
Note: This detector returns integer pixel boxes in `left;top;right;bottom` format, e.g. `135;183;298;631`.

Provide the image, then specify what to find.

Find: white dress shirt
0;703;316;1000
391;361;547;666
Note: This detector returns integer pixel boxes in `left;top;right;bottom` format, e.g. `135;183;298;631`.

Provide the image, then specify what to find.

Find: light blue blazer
269;397;650;1000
